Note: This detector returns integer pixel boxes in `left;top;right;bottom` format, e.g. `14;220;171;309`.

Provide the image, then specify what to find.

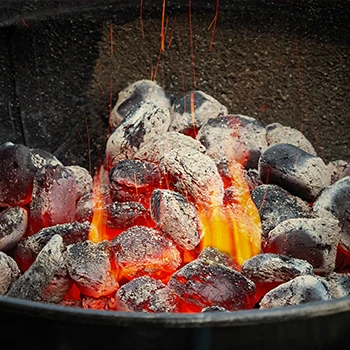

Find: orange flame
199;161;261;266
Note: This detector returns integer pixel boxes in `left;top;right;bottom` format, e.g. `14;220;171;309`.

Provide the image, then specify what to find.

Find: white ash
0;251;21;295
106;101;171;169
134;131;205;164
169;90;228;134
323;273;350;299
30;148;63;169
265;122;316;156
7;234;64;301
109;79;172;129
0;206;28;252
265;217;340;274
66;165;93;201
260;275;332;309
158;148;224;205
327;159;350;184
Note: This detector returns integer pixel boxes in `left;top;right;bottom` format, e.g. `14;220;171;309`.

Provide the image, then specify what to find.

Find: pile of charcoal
0;79;349;313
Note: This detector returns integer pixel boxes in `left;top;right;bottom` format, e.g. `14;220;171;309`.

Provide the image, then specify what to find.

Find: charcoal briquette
327;160;350;184
30;148;63;168
198;247;239;271
0;251;21;295
81;294;116;310
201;305;228;313
148;286;183;313
323;272;350;298
66;165;93;201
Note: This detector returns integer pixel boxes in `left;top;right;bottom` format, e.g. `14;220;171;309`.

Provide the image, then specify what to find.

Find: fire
199;161;262;266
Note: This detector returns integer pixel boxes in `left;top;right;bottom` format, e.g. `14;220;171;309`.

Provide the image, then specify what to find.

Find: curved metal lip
1;295;350;328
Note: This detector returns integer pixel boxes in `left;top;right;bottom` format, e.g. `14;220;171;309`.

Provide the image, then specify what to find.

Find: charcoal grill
0;1;349;349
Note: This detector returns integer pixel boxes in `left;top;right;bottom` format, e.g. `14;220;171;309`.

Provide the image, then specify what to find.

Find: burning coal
0;80;350;313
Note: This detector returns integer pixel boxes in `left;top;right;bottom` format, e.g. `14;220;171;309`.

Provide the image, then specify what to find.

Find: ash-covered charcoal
0;143;37;207
328;160;350;184
0;207;28;252
197;114;267;173
30;148;63;168
66;240;119;298
7;235;64;301
241;253;314;300
158;148;224;205
198;247;239;271
201;305;228;313
265;123;316;156
0;252;21;295
251;184;313;242
66;165;93;201
168;259;256;311
148;286;184;313
258;143;331;202
134;131;206;164
109;159;160;205
323;272;350;298
110;226;181;281
243;168;263;192
150;189;201;250
81;294;116;310
169;91;228;136
115;276;166;312
313;176;350;254
109;79;172;129
265;218;340;274
259;275;332;309
29;165;78;234
107;201;150;230
106;101;171;169
75;193;94;222
14;221;90;272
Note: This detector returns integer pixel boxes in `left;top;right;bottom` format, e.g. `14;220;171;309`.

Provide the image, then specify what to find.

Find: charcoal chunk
151;189;201;250
66;165;93;201
148;287;183;313
258;143;330;202
169;90;227;136
168;259;256;311
115;276;166;312
75;193;94;222
29;165;78;234
265;123;316;156
260;275;331;309
110;79;172;129
201;306;228;313
265;218;340;274
0;252;21;295
0;143;37;207
251;184;313;242
323;272;350;298
0;206;28;252
82;294;116;310
111;226;181;281
327;160;350;184
30;148;63;168
14;221;90;272
197;114;267;172
66;240;119;298
106;101;171;169
313;176;350;253
198;247;239;271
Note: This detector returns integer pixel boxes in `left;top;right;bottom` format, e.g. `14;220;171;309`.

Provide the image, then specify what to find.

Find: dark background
0;0;349;170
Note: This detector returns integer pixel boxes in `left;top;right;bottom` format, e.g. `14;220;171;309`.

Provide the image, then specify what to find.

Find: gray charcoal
108;201;150;230
313;176;350;253
82;294;116;310
66;240;119;298
328;160;350;184
110;79;172;129
241;253;314;284
243;168;263;192
260;275;332;309
148;287;182;313
115;276;166;312
106;101;171;169
0;252;21;295
0;206;28;252
150;189;201;250
265;218;340;274
201;305;228;313
158;148;224;205
30;148;63;168
29;165;78;234
197;114;267;172
66;165;93;201
14;221;90;272
109;159;160;204
198;247;239;271
75;193;94;222
111;226;181;281
258;143;331;202
323;272;350;298
169;91;227;136
168;259;256;311
265;122;316;156
7;235;64;301
251;184;313;242
0;143;37;207
134;131;206;164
